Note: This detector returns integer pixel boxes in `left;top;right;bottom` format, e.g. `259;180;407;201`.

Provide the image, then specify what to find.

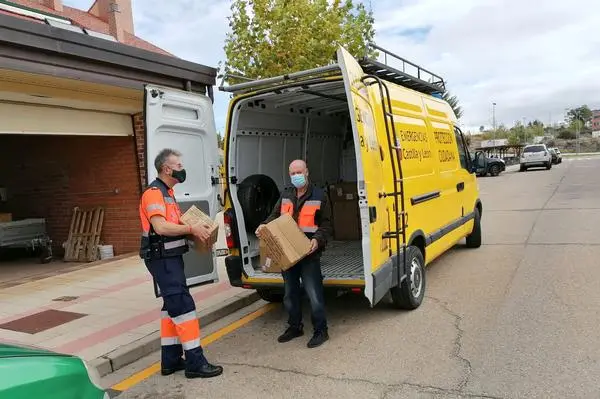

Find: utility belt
140;232;189;260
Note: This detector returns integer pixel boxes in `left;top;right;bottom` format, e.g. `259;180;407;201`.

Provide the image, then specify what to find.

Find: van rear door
144;85;220;293
337;47;390;307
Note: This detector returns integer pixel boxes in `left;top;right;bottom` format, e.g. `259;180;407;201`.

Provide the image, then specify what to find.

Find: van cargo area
227;78;366;283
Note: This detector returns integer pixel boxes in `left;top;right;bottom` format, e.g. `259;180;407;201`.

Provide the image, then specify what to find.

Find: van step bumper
225;255;244;287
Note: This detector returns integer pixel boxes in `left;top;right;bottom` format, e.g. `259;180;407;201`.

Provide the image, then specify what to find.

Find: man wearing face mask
255;159;332;348
139;148;223;379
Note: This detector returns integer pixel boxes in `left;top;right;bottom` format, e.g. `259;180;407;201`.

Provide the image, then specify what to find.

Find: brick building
592;109;600;131
0;0;217;257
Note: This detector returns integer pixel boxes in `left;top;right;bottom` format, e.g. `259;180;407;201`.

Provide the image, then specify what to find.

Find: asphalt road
108;157;600;399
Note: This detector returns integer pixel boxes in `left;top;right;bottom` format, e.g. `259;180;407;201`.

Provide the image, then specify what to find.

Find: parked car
520;144;552;171
549;147;562;164
471;151;506;176
0;342;107;398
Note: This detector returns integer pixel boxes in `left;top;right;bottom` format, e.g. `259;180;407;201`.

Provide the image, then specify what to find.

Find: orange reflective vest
280;190;324;234
139;178;189;259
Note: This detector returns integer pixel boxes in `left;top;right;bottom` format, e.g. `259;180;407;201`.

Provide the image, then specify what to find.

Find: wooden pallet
64;207;105;262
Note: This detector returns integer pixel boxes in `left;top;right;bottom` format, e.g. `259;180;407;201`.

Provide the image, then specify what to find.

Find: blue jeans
282;257;327;333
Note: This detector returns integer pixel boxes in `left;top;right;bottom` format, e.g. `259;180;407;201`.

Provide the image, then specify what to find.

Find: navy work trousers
144;255;208;370
282;257;328;333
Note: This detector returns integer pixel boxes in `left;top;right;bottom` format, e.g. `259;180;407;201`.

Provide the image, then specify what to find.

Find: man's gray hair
154;148;181;173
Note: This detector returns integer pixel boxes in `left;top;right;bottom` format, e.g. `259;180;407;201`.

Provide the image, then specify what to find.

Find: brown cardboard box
259;240;283;273
259;213;311;271
332;201;361;240
328;182;358;203
0;213;12;223
180;205;219;252
328;182;361;240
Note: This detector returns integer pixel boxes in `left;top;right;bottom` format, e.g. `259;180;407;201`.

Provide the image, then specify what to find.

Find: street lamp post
492;102;497;151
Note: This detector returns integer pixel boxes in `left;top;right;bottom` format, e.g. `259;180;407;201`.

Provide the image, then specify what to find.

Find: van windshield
524;145;545;153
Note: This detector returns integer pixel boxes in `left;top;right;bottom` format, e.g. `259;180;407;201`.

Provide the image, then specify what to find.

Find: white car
520;144;552;171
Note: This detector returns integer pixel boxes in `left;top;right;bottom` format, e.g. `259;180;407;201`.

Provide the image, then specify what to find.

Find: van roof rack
360;43;445;95
218;43;446;96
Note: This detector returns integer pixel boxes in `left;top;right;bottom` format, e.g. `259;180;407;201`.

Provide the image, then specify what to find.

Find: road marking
110;303;276;393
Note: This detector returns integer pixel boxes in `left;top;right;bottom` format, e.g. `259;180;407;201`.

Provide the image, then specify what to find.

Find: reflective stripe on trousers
160;310;201;350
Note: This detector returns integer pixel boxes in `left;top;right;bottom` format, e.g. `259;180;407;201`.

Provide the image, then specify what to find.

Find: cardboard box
180;205;219;251
259;213;311;271
332;201;361;240
0;213;12;223
259;240;283;273
328;182;358;203
328;182;361;240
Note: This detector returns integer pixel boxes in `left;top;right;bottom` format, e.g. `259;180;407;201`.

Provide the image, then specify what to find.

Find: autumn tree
222;0;376;83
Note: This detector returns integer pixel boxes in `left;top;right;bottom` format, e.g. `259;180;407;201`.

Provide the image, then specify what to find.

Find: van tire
519;164;526;172
237;174;280;233
256;288;284;303
465;208;482;248
390;246;426;310
546;162;552;170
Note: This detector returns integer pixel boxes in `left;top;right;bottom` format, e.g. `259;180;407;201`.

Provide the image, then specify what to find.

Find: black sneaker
277;326;304;343
307;330;329;348
185;363;224;379
161;358;186;376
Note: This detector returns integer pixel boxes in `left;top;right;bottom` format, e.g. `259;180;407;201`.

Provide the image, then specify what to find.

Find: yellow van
219;44;483;310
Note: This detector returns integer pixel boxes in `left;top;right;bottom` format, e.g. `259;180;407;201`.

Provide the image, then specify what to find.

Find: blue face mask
290;173;306;188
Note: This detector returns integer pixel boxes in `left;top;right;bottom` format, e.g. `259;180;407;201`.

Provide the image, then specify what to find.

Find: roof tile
4;0;172;56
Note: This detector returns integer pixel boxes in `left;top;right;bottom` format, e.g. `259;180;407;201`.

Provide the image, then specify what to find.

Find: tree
223;0;376;83
217;132;224;149
441;89;463;119
479;125;485;132
566;105;593;127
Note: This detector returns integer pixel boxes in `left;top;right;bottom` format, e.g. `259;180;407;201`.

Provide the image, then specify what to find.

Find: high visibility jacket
139;178;189;259
264;184;332;257
278;186;326;239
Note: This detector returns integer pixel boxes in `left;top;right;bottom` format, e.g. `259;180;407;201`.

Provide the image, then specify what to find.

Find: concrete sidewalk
0;254;257;376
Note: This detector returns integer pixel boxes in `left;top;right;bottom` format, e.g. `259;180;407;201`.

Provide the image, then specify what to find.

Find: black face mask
171;168;186;183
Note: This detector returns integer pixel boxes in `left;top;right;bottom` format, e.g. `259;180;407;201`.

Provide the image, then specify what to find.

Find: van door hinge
230;176;238;184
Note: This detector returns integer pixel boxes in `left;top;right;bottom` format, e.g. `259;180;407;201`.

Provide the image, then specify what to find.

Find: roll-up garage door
0;102;133;136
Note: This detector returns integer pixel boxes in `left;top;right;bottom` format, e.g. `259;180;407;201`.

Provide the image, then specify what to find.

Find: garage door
0;102;133;136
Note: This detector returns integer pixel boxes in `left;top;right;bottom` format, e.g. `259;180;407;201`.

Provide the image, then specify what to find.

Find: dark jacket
263;184;332;258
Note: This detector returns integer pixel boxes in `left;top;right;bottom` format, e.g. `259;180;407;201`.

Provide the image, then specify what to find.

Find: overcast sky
66;0;600;134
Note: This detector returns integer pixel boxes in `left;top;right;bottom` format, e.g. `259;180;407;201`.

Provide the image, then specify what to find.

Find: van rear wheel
256;288;284;303
390;246;426;310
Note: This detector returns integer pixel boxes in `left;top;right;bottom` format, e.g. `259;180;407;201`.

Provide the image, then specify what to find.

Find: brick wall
0;133;143;256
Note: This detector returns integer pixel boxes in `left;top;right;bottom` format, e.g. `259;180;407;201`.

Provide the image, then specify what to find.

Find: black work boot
277;325;304;343
307;329;329;348
161;358;186;376
185;363;224;379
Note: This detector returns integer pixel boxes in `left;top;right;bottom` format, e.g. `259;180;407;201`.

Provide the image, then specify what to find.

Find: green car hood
0;343;67;358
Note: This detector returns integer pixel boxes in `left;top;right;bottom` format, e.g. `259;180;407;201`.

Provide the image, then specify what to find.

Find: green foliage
442;90;463;119
557;129;576;140
223;0;376;83
565;105;592;126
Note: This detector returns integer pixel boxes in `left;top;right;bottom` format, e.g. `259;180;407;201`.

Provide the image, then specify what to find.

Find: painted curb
94;290;260;377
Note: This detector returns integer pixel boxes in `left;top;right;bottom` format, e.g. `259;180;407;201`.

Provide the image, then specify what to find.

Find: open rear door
337;47;388;307
144;85;220;292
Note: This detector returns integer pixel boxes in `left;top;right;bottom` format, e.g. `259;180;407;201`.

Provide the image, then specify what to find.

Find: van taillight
223;211;236;249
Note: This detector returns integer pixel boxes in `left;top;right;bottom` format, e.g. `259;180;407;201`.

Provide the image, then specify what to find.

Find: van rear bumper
225;255;244;287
